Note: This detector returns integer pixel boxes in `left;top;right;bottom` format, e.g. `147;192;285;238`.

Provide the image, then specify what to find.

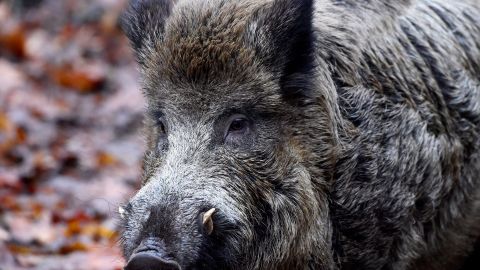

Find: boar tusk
202;208;216;235
119;206;126;219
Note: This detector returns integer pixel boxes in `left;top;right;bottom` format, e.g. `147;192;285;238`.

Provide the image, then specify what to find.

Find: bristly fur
121;0;174;66
120;0;480;269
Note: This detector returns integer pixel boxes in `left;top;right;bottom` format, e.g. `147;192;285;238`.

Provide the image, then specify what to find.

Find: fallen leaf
6;243;34;255
50;64;105;93
83;224;117;241
64;220;82;237
0;25;26;58
59;242;89;255
0;194;21;212
0;112;12;132
96;151;119;167
15;125;28;144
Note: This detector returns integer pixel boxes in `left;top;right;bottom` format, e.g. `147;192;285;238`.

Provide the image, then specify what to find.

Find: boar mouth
125;237;181;270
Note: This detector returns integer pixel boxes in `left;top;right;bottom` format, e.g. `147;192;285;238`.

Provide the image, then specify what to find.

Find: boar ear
121;0;174;65
245;0;315;105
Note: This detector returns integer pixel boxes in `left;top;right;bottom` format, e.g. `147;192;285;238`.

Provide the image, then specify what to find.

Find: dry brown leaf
15;126;27;144
31;202;43;219
64;220;82;237
96;151;119;167
50;65;105;93
59;242;89;255
0;26;26;58
0;112;12;132
0;113;28;158
0;194;21;212
83;224;117;241
7;243;33;255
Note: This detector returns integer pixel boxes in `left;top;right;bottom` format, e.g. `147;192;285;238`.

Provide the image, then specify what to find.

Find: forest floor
0;1;144;269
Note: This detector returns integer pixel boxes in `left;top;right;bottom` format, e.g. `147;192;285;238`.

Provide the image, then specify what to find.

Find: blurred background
0;0;144;269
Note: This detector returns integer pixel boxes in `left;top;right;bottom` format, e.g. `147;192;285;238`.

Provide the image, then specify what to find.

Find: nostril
126;238;180;270
125;253;181;270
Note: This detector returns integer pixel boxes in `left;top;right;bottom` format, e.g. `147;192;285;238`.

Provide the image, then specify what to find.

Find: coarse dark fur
119;0;480;269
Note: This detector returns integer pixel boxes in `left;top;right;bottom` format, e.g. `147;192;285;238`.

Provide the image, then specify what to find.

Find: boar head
120;0;338;269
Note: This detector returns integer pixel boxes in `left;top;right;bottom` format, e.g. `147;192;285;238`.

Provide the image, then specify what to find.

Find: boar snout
122;193;236;269
125;237;181;270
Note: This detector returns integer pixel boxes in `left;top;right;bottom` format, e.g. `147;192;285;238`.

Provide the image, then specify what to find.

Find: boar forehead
144;78;285;119
140;0;286;115
159;0;260;81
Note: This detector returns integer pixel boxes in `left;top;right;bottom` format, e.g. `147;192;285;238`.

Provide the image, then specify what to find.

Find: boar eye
156;118;168;151
225;115;251;144
158;120;167;135
151;111;167;135
229;119;248;132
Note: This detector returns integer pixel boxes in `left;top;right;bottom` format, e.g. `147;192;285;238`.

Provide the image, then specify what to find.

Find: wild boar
119;0;480;269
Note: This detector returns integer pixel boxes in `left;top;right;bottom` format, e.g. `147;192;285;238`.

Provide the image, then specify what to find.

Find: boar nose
124;253;181;270
125;238;181;270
